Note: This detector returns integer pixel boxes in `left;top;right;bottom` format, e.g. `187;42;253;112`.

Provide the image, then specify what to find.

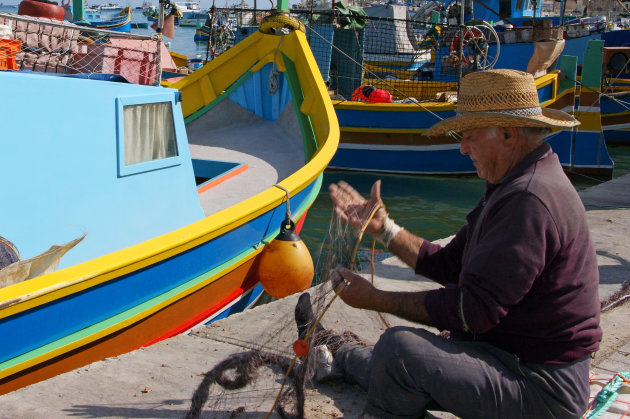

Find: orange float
254;218;314;299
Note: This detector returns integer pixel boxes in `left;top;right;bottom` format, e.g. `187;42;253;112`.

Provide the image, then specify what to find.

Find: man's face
459;127;508;183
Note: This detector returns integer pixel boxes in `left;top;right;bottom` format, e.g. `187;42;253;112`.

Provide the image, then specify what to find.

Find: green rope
582;372;630;419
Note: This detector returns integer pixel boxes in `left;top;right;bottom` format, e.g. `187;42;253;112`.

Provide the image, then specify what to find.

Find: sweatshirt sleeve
415;224;467;285
424;192;560;334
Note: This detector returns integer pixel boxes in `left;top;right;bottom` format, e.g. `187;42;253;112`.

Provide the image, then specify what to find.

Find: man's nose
460;137;470;155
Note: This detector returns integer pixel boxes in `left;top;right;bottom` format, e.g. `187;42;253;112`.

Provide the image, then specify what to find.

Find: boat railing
0;12;163;85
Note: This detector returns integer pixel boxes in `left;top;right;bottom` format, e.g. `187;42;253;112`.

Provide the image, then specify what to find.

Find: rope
268;35;285;95
273;184;291;221
582;372;630;419
0;237;19;262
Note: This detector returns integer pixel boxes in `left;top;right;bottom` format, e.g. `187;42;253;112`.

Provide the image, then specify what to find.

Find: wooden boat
329;66;604;176
78;5;132;32
600;85;630;144
0;16;338;395
317;6;614;178
179;11;206;27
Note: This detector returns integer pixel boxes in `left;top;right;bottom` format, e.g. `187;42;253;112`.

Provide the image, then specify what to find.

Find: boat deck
186;99;305;216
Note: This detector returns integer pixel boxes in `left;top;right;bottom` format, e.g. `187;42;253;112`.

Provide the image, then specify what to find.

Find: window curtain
123;102;178;166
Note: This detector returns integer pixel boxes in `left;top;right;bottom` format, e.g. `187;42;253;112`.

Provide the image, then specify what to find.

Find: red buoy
293;339;310;356
367;88;393;103
18;0;65;21
351;85;375;102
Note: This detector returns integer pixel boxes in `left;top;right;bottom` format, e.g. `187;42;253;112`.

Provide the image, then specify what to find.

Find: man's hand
332;266;378;310
328;180;387;236
332;266;433;326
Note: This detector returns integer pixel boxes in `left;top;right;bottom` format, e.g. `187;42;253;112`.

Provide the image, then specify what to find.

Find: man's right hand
332;266;377;311
328;180;388;236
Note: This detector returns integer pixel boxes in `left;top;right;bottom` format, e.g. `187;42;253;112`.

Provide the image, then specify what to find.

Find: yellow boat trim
332;99;455;112
601;109;630;117
535;71;558;96
0;30;339;319
573;111;603;131
168;50;188;69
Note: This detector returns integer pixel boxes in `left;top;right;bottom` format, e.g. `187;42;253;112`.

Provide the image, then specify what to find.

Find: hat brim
424;108;580;136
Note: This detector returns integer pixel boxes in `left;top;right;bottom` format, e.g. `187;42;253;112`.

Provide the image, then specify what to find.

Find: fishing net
184;203;391;418
0;12;167;85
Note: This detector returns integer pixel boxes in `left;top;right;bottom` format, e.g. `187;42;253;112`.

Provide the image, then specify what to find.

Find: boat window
116;95;181;177
123;102;178;165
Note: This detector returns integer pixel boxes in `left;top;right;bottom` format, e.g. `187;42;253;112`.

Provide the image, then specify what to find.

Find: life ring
449;27;484;64
259;14;305;35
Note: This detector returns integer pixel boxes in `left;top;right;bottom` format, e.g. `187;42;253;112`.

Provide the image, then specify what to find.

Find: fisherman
298;69;601;418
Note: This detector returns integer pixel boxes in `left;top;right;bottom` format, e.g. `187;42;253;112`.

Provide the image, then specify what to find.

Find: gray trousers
334;326;591;419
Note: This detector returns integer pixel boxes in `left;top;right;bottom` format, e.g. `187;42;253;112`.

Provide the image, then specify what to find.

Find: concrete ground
1;175;630;418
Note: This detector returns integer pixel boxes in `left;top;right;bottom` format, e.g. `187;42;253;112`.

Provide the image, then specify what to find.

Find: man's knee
375;326;434;356
372;326;436;375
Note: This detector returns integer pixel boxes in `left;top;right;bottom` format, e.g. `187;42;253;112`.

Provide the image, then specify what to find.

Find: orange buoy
293;339;310;357
255;218;314;299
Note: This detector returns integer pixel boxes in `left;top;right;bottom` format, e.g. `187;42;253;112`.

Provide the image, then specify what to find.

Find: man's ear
503;127;518;145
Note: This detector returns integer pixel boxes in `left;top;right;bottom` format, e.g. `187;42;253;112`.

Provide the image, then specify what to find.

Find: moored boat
0;12;338;395
316;7;614;178
599;46;630;144
76;5;132;32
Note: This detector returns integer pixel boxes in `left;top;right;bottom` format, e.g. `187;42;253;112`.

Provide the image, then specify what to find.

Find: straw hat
424;69;579;136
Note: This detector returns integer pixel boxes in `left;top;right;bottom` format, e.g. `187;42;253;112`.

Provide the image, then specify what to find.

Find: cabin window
123;102;178;165
116;94;182;177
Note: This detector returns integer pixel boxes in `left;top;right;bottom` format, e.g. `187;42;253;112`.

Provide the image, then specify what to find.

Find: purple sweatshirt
419;143;602;364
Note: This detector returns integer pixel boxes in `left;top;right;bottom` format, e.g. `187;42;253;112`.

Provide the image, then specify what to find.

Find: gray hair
517;127;552;144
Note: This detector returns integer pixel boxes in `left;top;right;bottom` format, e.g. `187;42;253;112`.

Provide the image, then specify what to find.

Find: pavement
1;175;630;418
